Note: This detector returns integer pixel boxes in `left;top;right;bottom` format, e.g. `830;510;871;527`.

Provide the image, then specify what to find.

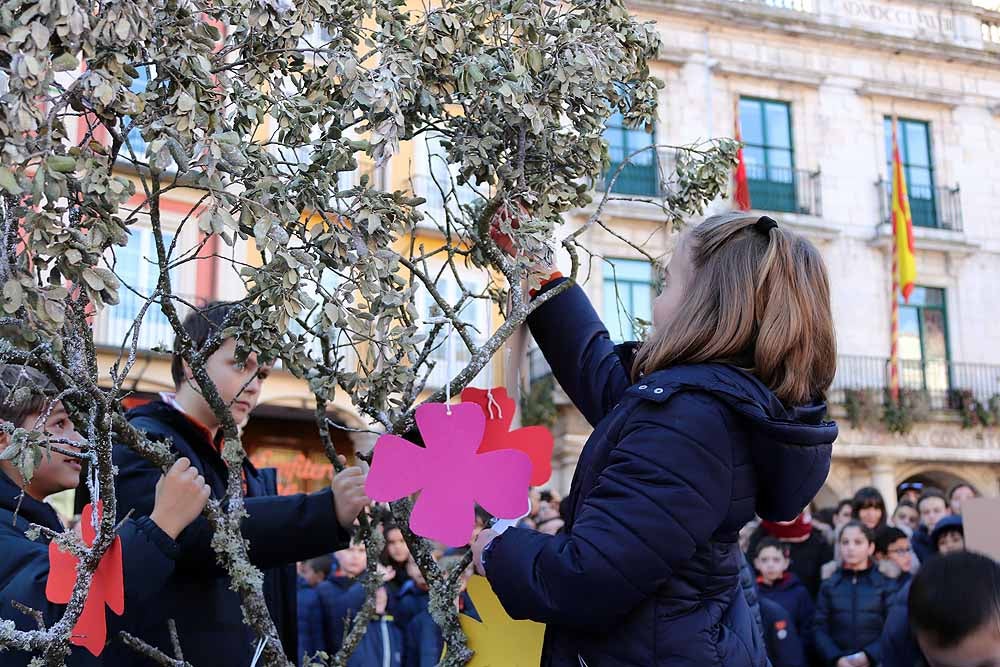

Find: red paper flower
461;387;554;486
46;501;124;656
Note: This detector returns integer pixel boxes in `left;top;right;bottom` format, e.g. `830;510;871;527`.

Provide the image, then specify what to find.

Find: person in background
813;521;897;667
833;499;855;533
381;523;411;594
404;556;477;667
760;597;809;667
347;585;404;667
297;557;332;664
811;507;837;546
930;515;965;556
750;512;834;598
908;551;1000;667
913;489;951;563
754;538;815;647
874;527;914;585
879;511;967;667
394;557;430;629
889;501;919;537
534;501;564;535
896;482;923;506
947;483;979;516
852;487;888;532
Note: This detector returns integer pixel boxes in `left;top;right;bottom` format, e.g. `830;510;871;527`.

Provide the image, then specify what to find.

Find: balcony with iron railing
93;291;204;352
746;164;822;217
830;355;1000;412
876;179;963;232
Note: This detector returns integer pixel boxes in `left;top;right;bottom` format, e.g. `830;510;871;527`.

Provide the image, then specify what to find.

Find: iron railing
830;355;1000;411
877;179;963;232
746;164;822;216
93;292;204;351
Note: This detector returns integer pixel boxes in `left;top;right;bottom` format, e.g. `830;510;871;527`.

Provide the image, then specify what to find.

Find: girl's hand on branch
150;457;212;540
489;201;558;278
332;455;371;530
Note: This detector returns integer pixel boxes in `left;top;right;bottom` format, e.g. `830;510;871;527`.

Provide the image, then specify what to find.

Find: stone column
871;459;898;517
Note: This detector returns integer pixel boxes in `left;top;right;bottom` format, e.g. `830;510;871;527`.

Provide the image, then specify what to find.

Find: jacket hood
626;363;837;523
930;515;963;546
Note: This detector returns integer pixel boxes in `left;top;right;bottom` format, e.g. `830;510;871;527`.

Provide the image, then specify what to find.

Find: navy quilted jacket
485;281;837;666
113;401;352;666
813;566;897;665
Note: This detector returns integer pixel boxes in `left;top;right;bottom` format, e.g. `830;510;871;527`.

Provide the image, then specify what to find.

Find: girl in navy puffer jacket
472;212;839;667
814;522;898;667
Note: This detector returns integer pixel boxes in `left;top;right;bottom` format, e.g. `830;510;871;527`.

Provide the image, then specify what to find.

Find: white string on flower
486;387;502;420
250;638;267;667
445;320;453;415
89;464;100;534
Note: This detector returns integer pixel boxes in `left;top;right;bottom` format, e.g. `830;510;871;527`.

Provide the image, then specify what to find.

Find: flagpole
889;117;901;404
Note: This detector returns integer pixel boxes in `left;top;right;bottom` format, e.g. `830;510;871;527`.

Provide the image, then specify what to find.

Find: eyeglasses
888;547;911;556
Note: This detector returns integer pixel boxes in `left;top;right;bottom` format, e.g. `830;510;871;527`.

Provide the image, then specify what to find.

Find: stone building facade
538;0;1000;512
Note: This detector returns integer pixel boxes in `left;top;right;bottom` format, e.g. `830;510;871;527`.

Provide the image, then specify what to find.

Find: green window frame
602;258;653;342
884;117;937;228
897;286;950;397
603;112;658;196
739;97;796;213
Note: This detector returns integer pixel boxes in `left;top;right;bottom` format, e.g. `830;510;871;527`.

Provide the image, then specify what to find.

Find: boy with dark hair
112;302;370;666
875;526;914;584
909;551;1000;667
0;365;211;665
298;556;334;663
930;515;965;556
913;489;951;562
753;538;814;649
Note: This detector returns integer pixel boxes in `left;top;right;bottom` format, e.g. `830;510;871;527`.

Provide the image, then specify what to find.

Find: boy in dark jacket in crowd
404;556;478;667
912;489;950;562
761;597;809;667
322;541;369;652
874;527;914;585
909;551;1000;667
930;515;964;555
347;586;405;667
750;513;833;598
0;365;210;665
111;303;370;666
754;537;815;648
298;556;335;663
394;557;430;629
814;521;897;667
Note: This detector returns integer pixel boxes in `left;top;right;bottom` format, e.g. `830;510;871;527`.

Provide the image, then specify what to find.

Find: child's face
335;543;367;578
858;504;883;530
840;527;875;570
301;564;324;587
754;546;788;584
885;537;913;573
937;530;965;555
385;528;409;565
917;620;1000;667
893;505;919;532
1;402;83;500
834;503;854;529
920;497;950;531
200;338;272;427
950;486;976;515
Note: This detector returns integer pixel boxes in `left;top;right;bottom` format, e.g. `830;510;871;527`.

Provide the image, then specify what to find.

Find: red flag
733;100;751;211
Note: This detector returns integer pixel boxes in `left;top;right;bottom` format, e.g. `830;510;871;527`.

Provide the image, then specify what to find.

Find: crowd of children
742;482;984;667
293;512;491;667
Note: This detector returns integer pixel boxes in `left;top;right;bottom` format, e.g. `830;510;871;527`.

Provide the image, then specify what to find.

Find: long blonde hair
632;212;836;405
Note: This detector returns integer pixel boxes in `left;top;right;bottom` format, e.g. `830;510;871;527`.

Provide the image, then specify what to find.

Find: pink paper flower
365;402;532;547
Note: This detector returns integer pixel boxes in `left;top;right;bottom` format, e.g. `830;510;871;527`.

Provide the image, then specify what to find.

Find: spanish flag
891;118;917;303
733;99;751;211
